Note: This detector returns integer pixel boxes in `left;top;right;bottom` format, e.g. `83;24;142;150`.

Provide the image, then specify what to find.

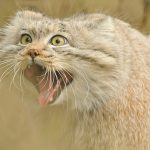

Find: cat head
0;10;125;111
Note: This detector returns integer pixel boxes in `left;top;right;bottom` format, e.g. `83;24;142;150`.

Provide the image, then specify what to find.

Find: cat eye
50;35;68;46
20;34;32;45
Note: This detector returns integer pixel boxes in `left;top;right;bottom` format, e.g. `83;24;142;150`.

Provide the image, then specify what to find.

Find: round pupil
55;38;60;44
26;37;31;42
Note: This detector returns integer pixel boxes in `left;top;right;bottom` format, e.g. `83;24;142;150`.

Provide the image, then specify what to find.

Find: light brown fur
0;10;150;150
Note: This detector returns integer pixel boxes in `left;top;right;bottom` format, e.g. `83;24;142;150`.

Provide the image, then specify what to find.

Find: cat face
0;10;121;110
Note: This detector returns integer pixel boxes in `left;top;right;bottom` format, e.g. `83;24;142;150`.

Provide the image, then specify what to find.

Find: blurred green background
0;0;150;34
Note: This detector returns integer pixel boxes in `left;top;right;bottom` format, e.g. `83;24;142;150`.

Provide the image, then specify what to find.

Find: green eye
20;34;32;45
50;35;67;46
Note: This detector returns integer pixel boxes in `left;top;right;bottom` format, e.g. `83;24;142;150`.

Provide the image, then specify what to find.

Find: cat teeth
42;66;45;70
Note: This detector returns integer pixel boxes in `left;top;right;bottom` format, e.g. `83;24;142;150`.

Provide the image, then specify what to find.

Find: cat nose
27;49;39;59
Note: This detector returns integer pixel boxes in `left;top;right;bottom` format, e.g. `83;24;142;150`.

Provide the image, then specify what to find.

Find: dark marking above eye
21;28;27;31
58;23;67;32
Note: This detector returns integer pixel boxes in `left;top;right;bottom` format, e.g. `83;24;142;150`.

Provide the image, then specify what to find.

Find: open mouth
24;63;73;106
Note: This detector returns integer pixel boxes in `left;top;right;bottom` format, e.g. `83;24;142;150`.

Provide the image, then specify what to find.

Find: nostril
27;49;39;59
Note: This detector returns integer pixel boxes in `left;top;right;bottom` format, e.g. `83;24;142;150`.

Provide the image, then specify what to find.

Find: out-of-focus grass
0;0;150;33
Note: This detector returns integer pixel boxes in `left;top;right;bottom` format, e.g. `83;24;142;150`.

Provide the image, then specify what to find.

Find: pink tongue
36;76;57;106
24;64;63;106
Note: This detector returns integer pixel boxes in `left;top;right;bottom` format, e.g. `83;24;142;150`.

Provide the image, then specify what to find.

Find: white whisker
9;63;21;90
0;64;14;83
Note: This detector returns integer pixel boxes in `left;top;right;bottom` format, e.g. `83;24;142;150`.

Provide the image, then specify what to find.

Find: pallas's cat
0;10;150;150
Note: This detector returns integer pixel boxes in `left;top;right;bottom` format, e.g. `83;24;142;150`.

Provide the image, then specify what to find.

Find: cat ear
85;15;114;31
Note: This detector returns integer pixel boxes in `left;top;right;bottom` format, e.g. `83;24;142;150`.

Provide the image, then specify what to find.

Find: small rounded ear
66;13;115;32
84;15;114;31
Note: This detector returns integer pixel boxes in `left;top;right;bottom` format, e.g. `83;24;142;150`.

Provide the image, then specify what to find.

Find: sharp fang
42;66;45;70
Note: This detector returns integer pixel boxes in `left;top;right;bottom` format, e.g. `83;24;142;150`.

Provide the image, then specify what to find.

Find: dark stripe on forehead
58;23;67;32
